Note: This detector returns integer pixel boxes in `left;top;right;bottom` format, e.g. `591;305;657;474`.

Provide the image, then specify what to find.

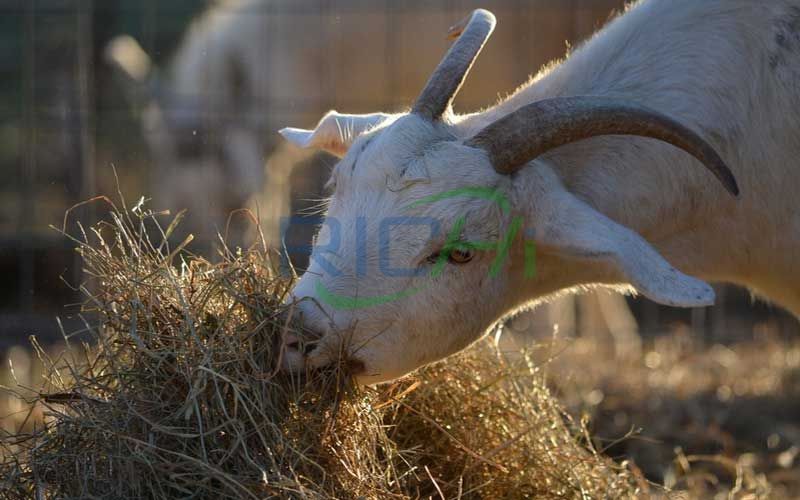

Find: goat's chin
353;372;397;386
353;363;420;386
346;349;422;386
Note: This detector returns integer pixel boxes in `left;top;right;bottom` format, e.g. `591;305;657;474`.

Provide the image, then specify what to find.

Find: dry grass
0;199;641;499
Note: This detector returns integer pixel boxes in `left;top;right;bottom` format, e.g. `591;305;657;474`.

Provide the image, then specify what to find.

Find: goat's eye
425;247;475;266
448;248;474;264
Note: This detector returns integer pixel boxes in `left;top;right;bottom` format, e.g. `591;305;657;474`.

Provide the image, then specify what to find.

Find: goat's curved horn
466;96;740;196
411;9;496;121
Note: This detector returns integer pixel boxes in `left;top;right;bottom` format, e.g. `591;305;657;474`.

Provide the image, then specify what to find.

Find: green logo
314;187;536;310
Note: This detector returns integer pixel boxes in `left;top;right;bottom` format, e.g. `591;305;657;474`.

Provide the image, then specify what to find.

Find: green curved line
407;187;511;214
315;279;423;310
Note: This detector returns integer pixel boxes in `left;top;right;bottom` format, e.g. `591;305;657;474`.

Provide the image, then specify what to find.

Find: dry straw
1;197;643;499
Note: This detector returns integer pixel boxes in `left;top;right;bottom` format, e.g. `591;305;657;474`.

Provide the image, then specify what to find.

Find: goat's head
279;9;739;384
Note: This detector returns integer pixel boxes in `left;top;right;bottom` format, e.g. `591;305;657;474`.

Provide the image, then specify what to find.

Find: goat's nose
279;328;367;378
279;331;313;374
276;304;365;377
275;307;321;373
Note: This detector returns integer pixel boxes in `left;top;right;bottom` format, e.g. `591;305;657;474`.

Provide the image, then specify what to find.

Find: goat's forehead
364;116;445;163
333;117;451;189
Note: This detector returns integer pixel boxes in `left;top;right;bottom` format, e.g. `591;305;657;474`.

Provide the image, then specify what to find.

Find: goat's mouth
280;332;367;378
308;351;367;377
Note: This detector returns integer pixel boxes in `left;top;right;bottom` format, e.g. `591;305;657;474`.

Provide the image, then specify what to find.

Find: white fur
280;0;800;384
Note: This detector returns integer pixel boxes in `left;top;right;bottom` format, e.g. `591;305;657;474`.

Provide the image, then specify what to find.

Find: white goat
279;0;800;384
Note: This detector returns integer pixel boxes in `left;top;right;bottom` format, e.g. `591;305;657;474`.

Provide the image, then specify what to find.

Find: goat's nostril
285;339;316;356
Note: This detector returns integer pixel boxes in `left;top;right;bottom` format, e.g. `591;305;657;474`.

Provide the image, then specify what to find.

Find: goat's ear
279;111;390;158
532;190;715;307
105;35;153;87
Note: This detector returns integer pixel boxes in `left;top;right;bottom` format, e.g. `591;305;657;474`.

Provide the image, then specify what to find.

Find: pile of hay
0;200;644;499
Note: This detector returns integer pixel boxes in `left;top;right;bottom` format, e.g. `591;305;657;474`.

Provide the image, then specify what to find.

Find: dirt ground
504;320;800;499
